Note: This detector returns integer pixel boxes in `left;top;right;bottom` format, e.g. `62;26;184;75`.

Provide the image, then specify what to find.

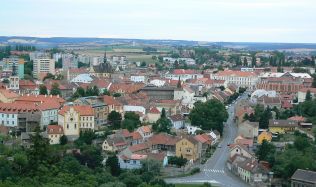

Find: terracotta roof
139;125;152;133
0;89;19;99
0;102;39;114
130;154;147;160
58;105;94;116
129;143;150;153
216;70;256;77
194;134;210;144
149;107;160;114
145;152;166;161
19;80;37;90
169;114;185;121
47;125;64;134
103;95;122;106
282;100;293;109
148;133;180;146
173;69;198;75
16;94;65;105
131;131;142;140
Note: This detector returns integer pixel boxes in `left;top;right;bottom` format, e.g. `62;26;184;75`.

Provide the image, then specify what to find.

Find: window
75;124;77;129
67;124;69;129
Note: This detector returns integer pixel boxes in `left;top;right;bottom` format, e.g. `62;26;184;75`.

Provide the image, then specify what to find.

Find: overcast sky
1;0;315;43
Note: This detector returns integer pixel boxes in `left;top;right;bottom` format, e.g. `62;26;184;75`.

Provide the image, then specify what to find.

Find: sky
0;0;315;43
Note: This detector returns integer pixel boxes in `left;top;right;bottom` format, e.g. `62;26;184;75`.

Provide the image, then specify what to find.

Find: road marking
203;169;225;173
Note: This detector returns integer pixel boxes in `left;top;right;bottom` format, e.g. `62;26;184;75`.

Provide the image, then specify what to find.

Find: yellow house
176;136;201;162
257;131;272;144
269;119;298;134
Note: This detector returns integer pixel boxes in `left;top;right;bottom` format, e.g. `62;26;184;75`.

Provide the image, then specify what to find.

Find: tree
141;61;147;67
256;140;276;161
305;90;312;101
113;93;121;97
108;111;122;128
152;108;172;133
39;85;48;95
106;155;120;176
75;130;96;145
27;127;50;173
121;112;141;132
103;89;111;96
59;135;68;145
189;100;228;135
259;107;272;129
168;156;188;168
50;83;61;96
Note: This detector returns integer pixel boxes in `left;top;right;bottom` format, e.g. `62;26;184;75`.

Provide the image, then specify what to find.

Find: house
58;105;95;140
269;119;298;134
145;152;168;167
291;169;316;187
176;136;202;162
260;96;282;109
257;131;272;144
147;107;160;123
238;120;259;139
102;136;127;152
169;114;185;129
103;95;124;114
47;125;64;144
194;133;212;156
155;99;180;116
131;131;143;145
229;144;255;159
148;133;180;155
119;154;147;169
137;125;153;140
234;135;254;148
70;74;93;83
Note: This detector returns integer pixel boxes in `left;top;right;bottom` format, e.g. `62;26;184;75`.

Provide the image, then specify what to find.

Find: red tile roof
0;103;39;114
0;89;19;99
129;143;150;153
173;69;198;75
47;125;64;134
16;94;65;105
131;131;142;140
216;70;256;77
58;105;94;116
148;133;180;146
288;116;306;122
149;107;160;114
103;95;122;106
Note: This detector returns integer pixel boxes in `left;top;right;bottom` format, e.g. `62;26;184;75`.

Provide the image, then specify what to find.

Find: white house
169;114;185;129
119;154;147;169
149;79;166;87
165;69;203;81
186;125;202;135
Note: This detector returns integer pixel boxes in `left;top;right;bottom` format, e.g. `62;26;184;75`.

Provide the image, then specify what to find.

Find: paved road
165;94;249;187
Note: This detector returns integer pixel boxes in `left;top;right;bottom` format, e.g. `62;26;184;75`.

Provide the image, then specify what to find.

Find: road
165;94;249;187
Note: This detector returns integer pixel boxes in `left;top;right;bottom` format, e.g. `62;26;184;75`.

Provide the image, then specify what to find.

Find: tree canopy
189;100;228;135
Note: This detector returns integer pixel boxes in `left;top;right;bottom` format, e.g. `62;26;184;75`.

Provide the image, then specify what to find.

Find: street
165;94;249;187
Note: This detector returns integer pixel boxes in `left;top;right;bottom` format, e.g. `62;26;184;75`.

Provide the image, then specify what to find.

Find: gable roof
58;105;94;116
47;125;64;134
291;169;316;183
149;107;160;114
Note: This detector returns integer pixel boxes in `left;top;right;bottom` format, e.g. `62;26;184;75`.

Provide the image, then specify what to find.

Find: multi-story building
47;125;64;144
1;56;25;79
176;136;202;162
58;105;94;140
62;53;78;70
165;69;203;81
291;169;316;187
33;58;55;79
257;72;312;95
0;103;41;132
211;70;259;90
73;96;107;126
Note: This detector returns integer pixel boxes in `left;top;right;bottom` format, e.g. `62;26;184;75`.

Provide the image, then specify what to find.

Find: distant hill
1;36;316;50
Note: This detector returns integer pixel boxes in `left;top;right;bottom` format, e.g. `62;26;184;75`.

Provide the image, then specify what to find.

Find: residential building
140;85;175;100
1;56;25;79
269;119;298;134
47;125;64;144
61;53;78;70
119;154;147;169
165;69;203;81
148;133;180;155
70;74;93;83
33;58;55;79
58;105;95;140
130;75;146;83
176;136;201;162
291;169;316;187
211;70;259;90
238;121;259;139
147;107;160;123
136;125;153;140
169;114;185;129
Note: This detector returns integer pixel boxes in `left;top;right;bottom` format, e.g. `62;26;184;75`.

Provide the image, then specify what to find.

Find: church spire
103;51;107;63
